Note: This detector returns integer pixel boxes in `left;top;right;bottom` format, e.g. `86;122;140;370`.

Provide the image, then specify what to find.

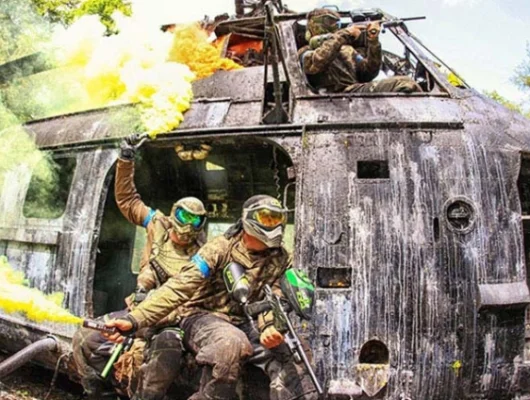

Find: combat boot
81;374;118;400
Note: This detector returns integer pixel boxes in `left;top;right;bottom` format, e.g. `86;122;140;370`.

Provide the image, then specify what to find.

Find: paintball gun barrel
82;319;134;379
350;16;426;29
240;286;323;395
309;16;425;50
262;285;324;395
223;264;322;395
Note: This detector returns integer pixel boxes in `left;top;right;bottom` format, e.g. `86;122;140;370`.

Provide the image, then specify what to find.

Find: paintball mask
306;9;341;40
170;197;207;243
242;195;287;248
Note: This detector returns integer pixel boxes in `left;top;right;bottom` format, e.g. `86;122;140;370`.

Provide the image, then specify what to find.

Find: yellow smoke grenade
0;256;81;325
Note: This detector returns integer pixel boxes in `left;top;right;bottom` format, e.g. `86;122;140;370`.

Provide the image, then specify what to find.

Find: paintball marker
223;263;323;395
309;16;426;50
82;319;134;380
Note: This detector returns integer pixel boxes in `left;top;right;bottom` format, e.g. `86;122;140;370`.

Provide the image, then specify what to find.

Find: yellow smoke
0;256;82;325
52;16;241;137
168;23;242;79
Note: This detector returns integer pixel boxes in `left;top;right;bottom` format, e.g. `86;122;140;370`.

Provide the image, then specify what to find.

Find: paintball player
106;195;318;400
299;8;422;94
72;134;207;400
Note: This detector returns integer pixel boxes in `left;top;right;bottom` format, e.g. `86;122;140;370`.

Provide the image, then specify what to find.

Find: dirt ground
0;361;84;400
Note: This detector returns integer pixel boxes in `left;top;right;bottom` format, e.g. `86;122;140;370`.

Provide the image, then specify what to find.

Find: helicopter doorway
92;137;295;317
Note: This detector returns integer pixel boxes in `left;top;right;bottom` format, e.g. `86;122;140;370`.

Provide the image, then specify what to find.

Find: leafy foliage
514;44;530;92
33;0;132;34
0;1;52;64
485;90;530;119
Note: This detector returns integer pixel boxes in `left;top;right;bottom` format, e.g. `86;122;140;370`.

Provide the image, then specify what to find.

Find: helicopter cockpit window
93;138;295;316
23;156;76;220
292;13;454;94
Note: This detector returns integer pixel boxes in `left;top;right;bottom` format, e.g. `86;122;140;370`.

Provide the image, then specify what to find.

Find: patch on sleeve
299;50;310;68
142;208;156;228
192;254;211;278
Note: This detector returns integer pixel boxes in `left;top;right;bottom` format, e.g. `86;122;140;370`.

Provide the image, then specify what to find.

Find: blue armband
355;54;364;63
192;254;211;278
299;50;311;69
142;208;156;228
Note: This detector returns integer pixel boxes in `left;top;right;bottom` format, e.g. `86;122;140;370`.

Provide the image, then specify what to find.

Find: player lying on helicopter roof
299;8;423;94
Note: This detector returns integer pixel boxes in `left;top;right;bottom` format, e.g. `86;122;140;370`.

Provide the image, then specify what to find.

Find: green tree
0;1;52;64
514;44;530;91
485;90;524;113
33;0;132;34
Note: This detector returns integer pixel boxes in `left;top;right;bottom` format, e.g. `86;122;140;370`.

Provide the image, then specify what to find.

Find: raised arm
115;158;153;227
354;23;382;83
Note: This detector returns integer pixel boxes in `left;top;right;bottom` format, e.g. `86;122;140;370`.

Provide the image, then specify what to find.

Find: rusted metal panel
293;96;462;126
57;149;118;321
178;101;231;129
296;128;529;399
478;282;530;309
193;68;264;101
0;227;60;246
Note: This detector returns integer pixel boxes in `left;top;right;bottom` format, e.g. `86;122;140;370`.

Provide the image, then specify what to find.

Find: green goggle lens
175;207;204;229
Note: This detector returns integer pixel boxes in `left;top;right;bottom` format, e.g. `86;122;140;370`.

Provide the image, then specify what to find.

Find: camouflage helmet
306;8;341;40
242;194;287;248
170;197;207;243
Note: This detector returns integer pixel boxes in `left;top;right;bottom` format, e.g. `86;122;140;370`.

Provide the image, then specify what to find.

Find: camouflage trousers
181;312;319;400
72;310;183;400
345;75;422;93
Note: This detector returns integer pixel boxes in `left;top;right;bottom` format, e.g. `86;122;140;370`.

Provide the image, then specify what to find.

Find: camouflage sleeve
300;30;352;75
115;159;153;228
354;40;382;83
135;229;156;292
128;240;224;329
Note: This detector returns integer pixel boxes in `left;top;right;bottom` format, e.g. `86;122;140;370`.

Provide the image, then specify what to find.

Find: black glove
131;286;148;305
119;133;148;161
119;137;137;161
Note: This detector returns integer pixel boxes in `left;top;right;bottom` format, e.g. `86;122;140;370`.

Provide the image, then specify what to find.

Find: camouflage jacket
298;29;382;93
115;159;201;296
129;231;291;330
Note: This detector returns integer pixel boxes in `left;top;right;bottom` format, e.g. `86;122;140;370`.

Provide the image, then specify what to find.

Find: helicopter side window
215;21;267;67
292;16;445;94
93;139;295;316
23;156;76;220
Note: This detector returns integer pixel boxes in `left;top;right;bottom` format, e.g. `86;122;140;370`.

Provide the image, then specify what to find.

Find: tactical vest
148;214;200;286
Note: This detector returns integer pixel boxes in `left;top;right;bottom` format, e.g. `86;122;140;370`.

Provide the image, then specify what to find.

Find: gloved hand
345;25;362;40
260;325;284;349
366;22;381;41
119;133;149;161
131;286;148;305
119;136;137;161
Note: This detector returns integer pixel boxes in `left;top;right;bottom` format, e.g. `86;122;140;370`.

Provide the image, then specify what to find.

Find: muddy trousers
181;313;319;400
72;310;183;400
345;76;422;93
72;311;127;400
133;328;183;400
